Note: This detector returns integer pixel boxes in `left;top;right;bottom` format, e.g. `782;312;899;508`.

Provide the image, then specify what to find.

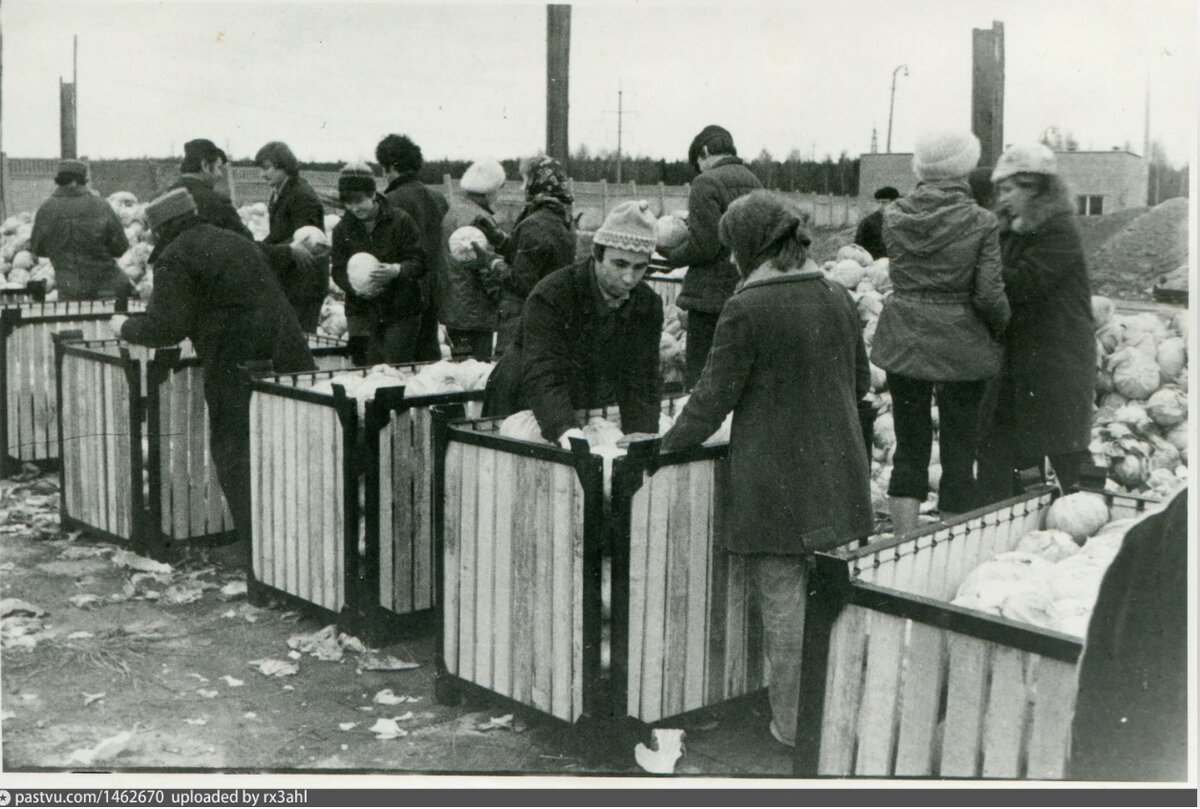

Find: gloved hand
558;428;587;450
472;216;509;250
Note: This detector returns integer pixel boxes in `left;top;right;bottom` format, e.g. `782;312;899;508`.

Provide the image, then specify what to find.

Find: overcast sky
3;0;1195;166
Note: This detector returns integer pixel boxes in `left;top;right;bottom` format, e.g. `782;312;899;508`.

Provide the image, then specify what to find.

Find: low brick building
858;149;1149;216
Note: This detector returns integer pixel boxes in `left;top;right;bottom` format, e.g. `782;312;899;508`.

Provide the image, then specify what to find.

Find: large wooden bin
435;399;778;733
792;486;1159;779
1;299;145;475
246;363;484;639
55;334;350;556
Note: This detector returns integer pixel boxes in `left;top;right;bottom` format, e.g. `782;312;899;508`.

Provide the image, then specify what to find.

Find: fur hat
55;159;88;183
991;143;1058;183
145;188;198;230
594;200;657;254
460;160;506;195
338;161;377;199
912;130;981;182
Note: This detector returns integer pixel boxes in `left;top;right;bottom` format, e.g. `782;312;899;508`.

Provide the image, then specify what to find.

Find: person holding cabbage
329;162;428;365
871;130;1010;537
977;144;1095;503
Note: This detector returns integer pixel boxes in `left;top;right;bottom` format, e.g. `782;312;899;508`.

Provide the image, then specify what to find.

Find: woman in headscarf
659;190;874;749
473;156;577;354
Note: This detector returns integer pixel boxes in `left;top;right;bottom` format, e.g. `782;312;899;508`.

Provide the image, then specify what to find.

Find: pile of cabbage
307;359;493;409
0;213;55;295
1091;296;1188;496
950;492;1135;638
659;302;687;386
237;202;271;242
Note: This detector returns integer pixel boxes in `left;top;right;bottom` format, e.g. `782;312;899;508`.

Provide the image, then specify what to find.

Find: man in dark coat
1068;488;1188;781
659;125;762;387
30;160;130;300
115;188;315;557
853;186;900;259
169;139;254;240
255;140;329;332
482;201;663;446
330;163;428;365
377;134;450;362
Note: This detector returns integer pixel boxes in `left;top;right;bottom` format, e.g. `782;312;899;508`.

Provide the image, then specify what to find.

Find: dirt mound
1089;198;1189;300
1076;207;1148;262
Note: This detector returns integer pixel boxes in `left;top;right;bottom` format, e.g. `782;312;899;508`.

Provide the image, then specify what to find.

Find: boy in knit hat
482;201;663;447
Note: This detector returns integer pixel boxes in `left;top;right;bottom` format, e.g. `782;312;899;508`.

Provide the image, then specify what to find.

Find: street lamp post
887;64;909;153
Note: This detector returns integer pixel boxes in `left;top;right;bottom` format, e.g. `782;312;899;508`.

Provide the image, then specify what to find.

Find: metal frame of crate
54;333;350;558
245;363;484;642
645;273;682;311
791;485;1159;779
1;298;144;476
0;281;48;304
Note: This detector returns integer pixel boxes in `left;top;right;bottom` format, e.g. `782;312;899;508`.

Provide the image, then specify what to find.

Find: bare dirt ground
0;471;791;779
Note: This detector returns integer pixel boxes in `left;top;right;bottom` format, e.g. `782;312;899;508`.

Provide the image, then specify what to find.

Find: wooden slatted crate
645;274;682;311
1;299;145;475
792;485;1100;779
0;281;48;305
55;333;350;557
434;413;606;725
609;439;768;727
246;363;485;639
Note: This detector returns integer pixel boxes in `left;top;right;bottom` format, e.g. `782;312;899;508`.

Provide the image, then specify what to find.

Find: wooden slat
853;611;906;775
271;393;286;590
639;465;673;722
457;443;479;681
569;460;585;721
30;323;45;460
473;445;497;691
626;471;650;716
330;406;344;610
59;355;75;516
818;605;869;774
492;450;515;698
102;363;117;534
683;459;711;713
549;462;573;721
981;646;1028;778
723;551;749;700
6;327;18;459
379;416;396;612
924;529;955;602
394;411;416;613
294;398;311;603
188;368;206;537
284;397;299;597
894;621;948;776
250;393;264;582
116;364;133;538
940;634;989;777
413;408;434;610
87;358;101;528
19;324;35;460
531;459;553;715
171;370;190;540
942;523;970;599
305;404;325;610
1025;656;1078;779
156;365;172;535
510;454;535;704
663;462;691;718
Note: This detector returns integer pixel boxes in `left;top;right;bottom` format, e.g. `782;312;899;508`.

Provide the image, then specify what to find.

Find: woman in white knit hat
438;159;507;359
870;130;1011;536
977;143;1095;502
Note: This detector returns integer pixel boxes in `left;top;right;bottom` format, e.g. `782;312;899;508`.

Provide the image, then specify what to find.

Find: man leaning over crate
113;188;316;561
482;201;663;448
30;159;130;300
657;125;762;388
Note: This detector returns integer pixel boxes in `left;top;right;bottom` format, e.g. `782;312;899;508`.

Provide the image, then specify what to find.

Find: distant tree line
231;149;863;195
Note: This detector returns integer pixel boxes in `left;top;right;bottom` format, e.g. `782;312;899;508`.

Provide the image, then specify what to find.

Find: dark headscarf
718;190;812;275
522;156;573;206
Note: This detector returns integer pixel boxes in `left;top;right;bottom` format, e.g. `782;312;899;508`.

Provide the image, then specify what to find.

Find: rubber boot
889;496;921;538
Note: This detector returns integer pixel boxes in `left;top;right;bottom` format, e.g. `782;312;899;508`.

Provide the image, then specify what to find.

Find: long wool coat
661;269;874;555
990;211;1096;456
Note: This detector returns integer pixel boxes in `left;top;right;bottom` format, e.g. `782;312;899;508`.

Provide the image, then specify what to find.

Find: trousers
747;554;810;746
684;309;721;389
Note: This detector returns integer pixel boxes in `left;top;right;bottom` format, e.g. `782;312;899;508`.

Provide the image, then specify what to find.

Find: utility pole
0;0;6;217
59;35;78;159
870;126;878;154
616;83;623;184
887;64;908;153
545;5;571;167
971;21;1005;167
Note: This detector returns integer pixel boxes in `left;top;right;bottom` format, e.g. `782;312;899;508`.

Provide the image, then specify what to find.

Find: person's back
30;161;129;300
441;194;499;332
133;219;312;376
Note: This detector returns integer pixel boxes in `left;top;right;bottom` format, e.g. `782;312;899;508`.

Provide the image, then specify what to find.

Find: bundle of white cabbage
951;492;1130;637
238;202;271;242
317;298;348;339
1090;297;1188;496
307;360;493;419
0;213;56;294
